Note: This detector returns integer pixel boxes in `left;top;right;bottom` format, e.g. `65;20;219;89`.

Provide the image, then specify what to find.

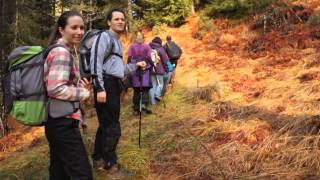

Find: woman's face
59;16;84;45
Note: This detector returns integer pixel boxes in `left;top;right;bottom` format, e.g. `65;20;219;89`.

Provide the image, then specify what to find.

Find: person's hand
137;61;147;70
78;78;91;90
97;91;107;103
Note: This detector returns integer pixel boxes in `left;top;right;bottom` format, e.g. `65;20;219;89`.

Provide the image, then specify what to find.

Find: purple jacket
128;43;152;88
149;42;169;75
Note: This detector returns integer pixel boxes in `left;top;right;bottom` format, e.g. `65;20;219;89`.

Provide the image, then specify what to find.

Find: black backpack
79;29;122;79
165;41;182;60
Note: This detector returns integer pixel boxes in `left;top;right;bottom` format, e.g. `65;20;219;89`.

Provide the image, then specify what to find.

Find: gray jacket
90;30;137;92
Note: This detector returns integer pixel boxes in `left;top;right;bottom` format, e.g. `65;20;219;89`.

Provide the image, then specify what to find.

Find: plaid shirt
44;39;89;121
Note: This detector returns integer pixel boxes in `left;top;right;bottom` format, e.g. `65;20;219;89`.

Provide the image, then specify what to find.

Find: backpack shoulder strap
154;48;161;57
44;44;65;58
44;44;74;67
103;31;123;64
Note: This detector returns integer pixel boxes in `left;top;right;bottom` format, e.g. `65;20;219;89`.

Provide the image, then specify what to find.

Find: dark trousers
133;87;150;111
45;117;93;180
92;77;121;168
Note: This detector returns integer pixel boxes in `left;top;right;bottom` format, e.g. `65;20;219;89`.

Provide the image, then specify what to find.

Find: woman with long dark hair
44;11;93;179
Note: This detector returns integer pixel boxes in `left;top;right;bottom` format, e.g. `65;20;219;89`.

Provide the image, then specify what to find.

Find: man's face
107;11;125;33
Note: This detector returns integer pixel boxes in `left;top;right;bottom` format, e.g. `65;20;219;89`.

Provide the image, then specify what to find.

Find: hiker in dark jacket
89;8;146;173
128;32;153;114
45;11;93;180
164;35;182;67
164;35;182;84
149;37;169;105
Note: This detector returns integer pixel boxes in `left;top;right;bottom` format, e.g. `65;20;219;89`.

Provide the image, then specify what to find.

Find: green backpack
2;44;66;126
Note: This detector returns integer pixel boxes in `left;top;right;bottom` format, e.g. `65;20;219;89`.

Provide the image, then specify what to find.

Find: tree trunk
79;0;83;15
191;0;195;14
127;0;132;32
0;0;4;137
0;0;16;137
13;0;19;47
89;0;93;30
61;0;64;13
0;0;4;63
53;0;56;16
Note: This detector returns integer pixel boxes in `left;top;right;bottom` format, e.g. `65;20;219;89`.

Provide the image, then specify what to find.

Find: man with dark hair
90;7;146;173
106;7;126;24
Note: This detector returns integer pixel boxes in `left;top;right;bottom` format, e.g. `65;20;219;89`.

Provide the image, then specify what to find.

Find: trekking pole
162;93;166;108
138;68;143;148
